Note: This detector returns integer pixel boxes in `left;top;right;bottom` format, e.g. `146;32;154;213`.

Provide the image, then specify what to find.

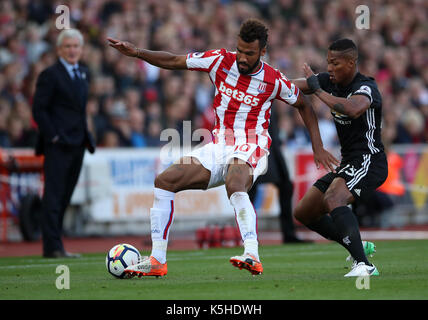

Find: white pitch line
294;230;428;241
360;230;428;240
0;249;337;270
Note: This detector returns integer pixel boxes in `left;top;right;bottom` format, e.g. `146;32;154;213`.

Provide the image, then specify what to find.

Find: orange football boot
230;253;263;275
124;256;167;278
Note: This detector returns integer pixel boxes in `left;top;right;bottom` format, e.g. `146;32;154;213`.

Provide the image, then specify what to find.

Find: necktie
72;67;84;106
73;67;81;83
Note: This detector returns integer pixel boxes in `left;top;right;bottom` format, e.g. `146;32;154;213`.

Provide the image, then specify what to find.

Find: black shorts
313;152;388;202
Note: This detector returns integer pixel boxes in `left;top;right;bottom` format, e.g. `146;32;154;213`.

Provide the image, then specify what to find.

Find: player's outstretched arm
291;78;315;95
302;63;370;118
293;93;340;172
107;37;187;70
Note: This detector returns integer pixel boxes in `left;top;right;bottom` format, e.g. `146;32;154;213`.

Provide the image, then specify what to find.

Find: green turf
0;240;427;300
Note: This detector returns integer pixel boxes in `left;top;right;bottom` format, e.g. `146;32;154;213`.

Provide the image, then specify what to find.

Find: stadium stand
0;0;426;150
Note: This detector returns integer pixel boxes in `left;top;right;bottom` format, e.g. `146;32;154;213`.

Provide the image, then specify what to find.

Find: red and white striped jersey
186;48;299;150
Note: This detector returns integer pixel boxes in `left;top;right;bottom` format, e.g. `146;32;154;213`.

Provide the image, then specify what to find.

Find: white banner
72;148;279;222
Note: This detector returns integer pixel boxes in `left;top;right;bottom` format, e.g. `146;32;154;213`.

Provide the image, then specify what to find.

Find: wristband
307;74;320;92
135;48;141;58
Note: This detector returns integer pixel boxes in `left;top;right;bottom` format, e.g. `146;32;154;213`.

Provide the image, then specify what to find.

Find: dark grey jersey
317;72;384;160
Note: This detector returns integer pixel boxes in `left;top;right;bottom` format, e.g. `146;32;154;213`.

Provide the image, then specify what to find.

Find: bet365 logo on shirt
219;81;260;106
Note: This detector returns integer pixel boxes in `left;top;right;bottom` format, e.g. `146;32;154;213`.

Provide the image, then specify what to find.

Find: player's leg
225;157;264;275
294;179;376;260
226;158;257;251
125;157;211;277
293;186;342;243
225;158;253;197
155;156;211;192
293;169;350;244
150;156;210;263
324;177;378;276
337;153;388;276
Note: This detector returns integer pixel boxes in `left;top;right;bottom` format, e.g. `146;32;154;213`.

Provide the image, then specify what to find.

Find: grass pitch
0;240;427;300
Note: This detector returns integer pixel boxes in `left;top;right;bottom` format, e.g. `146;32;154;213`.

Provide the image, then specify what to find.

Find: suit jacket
32;59;95;155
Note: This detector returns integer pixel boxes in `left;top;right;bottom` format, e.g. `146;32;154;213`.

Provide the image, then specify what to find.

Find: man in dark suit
32;29;95;258
248;104;309;243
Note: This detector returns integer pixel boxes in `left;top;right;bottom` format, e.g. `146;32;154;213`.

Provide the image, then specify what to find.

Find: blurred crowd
0;0;427;150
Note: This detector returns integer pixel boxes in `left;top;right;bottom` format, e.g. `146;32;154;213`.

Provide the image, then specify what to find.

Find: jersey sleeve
186;48;224;73
351;83;374;105
276;71;299;105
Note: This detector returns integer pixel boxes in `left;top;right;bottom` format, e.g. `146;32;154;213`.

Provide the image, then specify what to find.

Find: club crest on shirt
331;109;352;125
257;82;267;93
331;109;347;119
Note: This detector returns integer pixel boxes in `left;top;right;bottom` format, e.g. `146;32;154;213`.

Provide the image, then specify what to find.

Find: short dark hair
328;38;358;60
328;38;357;51
238;18;268;49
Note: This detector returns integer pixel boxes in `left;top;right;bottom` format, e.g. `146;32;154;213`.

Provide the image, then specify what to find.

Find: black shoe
43;250;82;258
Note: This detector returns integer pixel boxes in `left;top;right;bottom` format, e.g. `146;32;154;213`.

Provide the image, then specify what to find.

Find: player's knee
225;164;253;198
293;205;309;225
293;208;303;223
225;181;247;199
323;190;346;212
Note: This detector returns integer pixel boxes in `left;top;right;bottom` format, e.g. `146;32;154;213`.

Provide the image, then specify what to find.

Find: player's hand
313;147;340;173
303;63;315;78
107;37;138;57
303;63;320;92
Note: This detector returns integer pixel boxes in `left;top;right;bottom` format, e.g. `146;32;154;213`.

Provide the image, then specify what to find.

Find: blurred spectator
146;120;163;147
100;129;120;147
108;97;132;147
124;87;142;111
395;108;425;144
25;23;50;64
129;108;147;147
7;115;26;147
8;98;38;147
0;98;12;147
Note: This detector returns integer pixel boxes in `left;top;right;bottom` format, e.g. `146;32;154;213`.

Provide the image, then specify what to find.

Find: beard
237;57;261;75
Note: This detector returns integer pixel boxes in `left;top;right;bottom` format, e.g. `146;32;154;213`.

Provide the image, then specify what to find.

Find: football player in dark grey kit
292;39;387;277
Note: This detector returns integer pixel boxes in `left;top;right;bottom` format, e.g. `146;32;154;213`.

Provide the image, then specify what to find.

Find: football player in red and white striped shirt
108;19;338;277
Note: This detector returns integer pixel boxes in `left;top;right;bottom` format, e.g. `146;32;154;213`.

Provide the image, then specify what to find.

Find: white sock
230;192;259;261
150;188;175;264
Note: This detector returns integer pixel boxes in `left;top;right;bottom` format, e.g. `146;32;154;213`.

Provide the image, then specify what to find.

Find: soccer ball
106;243;141;278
